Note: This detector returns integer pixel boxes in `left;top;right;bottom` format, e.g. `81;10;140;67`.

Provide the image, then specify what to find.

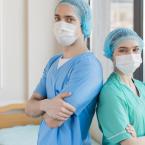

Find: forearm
121;137;145;145
25;92;74;120
25;97;45;117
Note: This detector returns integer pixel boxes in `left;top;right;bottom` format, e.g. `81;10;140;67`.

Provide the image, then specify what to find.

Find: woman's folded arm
121;136;145;145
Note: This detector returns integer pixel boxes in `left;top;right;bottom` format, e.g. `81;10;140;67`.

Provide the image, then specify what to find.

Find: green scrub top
97;72;145;145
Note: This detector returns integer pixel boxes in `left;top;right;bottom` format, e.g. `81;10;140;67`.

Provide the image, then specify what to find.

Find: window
134;0;143;81
111;0;134;30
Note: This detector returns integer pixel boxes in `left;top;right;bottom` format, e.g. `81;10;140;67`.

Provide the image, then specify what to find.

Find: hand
40;92;76;121
43;113;63;128
126;124;137;138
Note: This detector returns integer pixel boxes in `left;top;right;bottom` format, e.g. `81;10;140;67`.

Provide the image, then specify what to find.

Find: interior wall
27;0;57;97
0;0;58;105
0;0;27;106
91;0;113;82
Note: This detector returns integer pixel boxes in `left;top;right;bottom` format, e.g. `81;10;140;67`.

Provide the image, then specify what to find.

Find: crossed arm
121;132;145;145
121;137;145;145
120;124;145;145
25;92;76;128
26;93;145;145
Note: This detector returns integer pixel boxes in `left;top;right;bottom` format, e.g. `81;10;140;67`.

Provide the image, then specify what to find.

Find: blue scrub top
34;52;103;145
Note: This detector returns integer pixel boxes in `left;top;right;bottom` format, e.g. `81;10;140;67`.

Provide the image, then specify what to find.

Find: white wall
91;0;113;81
28;0;57;96
0;0;58;105
0;0;27;105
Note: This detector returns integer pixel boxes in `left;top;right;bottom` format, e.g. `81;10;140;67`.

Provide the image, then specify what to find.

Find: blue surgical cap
56;0;91;39
104;28;144;59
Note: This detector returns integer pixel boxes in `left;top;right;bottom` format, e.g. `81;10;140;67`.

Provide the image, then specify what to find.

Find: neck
115;68;133;84
62;39;88;58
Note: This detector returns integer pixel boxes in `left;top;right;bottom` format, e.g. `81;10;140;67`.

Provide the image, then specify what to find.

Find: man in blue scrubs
25;0;103;145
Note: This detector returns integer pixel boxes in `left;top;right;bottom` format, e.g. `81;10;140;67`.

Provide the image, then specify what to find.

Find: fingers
47;114;57;119
57;92;76;112
126;124;135;132
126;127;134;133
55;106;75;121
55;115;68;121
45;111;69;121
126;131;136;137
43;92;76;122
44;117;63;128
58;92;72;99
61;107;74;116
126;124;136;137
55;109;73;121
58;111;71;118
63;102;76;113
127;124;133;128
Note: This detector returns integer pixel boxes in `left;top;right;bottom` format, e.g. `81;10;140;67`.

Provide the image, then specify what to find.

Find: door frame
134;0;144;81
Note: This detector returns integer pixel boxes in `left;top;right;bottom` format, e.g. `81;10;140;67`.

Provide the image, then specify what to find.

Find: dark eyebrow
134;46;140;48
118;47;128;49
55;14;76;19
55;14;60;17
64;15;75;19
119;46;139;49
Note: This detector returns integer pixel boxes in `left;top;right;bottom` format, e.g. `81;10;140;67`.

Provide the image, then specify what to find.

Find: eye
133;47;140;53
119;49;125;52
66;17;75;23
55;16;60;22
118;48;128;53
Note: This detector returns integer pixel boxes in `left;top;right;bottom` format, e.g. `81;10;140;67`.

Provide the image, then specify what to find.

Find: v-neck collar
113;72;141;98
55;51;93;71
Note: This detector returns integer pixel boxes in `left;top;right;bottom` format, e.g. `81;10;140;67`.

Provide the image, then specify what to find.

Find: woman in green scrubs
97;28;145;145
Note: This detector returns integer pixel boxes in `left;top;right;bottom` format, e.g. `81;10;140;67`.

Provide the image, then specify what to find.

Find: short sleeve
34;55;60;98
60;60;103;115
33;63;48;98
97;86;132;144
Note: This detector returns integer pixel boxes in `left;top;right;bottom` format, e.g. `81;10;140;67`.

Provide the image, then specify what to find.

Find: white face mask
54;21;78;47
115;54;142;75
